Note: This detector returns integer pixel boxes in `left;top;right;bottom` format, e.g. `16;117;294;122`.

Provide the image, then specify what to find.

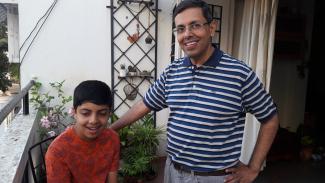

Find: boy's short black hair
73;80;112;109
173;0;212;23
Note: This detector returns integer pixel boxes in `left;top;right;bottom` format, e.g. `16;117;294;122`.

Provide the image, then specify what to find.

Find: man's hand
224;162;259;183
109;100;151;131
224;114;279;183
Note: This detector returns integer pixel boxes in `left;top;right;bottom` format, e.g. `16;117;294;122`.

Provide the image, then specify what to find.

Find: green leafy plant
30;80;73;139
8;63;20;83
0;21;12;93
111;114;164;182
110;113;129;147
301;136;314;147
0;53;11;93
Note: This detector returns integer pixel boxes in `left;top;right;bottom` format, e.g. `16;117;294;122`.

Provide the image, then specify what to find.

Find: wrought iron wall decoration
107;0;158;120
209;4;223;49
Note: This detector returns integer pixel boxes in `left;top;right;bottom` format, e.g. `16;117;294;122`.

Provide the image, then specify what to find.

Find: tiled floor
148;158;325;183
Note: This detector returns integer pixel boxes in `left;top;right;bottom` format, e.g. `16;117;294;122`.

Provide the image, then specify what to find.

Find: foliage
0;21;8;49
0;53;12;92
0;21;11;92
110;113;129;147
301;135;314;147
30;80;73;139
111;114;164;180
9;63;20;83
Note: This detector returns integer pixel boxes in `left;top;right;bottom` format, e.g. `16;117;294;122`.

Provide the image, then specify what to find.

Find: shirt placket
191;66;198;94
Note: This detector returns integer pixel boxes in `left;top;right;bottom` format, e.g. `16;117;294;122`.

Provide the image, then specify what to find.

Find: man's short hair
73;80;112;109
173;0;212;23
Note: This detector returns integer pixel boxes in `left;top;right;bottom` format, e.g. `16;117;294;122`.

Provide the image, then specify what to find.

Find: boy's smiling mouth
86;126;101;133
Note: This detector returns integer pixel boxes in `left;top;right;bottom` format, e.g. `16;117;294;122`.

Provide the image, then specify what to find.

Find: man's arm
110;100;152;131
248;114;279;173
225;114;279;183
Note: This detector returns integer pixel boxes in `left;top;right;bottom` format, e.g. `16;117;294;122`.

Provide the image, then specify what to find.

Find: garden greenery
111;114;164;181
30;80;72;139
0;21;12;93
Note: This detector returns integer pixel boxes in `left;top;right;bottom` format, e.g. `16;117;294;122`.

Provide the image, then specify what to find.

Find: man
110;0;279;182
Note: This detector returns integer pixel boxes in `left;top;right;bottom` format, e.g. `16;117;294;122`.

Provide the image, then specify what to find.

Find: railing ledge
0;109;38;183
0;80;35;125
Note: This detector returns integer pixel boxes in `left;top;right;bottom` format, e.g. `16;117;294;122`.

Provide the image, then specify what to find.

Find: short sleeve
45;146;71;183
143;70;168;111
242;70;277;123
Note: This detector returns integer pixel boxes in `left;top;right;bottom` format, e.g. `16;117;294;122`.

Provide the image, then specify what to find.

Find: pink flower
40;116;51;129
68;107;74;116
48;131;56;137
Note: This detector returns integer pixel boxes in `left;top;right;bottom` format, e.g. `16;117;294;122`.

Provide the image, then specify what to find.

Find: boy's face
73;102;110;141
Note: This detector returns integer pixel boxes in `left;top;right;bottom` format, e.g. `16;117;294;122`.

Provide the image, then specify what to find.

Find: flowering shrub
30;80;73;139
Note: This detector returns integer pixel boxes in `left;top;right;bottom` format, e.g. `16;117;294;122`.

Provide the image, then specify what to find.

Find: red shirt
45;127;120;183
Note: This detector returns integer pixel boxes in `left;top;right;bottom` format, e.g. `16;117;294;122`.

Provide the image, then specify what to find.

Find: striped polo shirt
143;46;277;172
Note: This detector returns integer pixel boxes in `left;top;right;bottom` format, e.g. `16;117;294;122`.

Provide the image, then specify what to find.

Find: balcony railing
0;80;35;125
0;80;38;183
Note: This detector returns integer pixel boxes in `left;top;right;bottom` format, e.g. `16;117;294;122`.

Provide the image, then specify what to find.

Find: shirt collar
181;43;223;68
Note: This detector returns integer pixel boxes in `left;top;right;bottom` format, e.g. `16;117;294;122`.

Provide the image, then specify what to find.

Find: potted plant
119;64;127;78
300;135;314;161
111;114;163;183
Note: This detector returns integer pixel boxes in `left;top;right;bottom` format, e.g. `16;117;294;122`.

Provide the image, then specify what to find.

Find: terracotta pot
122;171;157;183
123;176;144;183
300;146;313;161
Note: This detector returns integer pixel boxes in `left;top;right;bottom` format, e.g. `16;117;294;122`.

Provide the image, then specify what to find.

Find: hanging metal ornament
123;76;138;100
127;4;141;43
127;23;140;43
123;83;138;100
145;8;153;44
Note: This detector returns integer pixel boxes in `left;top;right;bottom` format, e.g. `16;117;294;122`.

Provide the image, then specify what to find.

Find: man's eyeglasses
173;22;210;36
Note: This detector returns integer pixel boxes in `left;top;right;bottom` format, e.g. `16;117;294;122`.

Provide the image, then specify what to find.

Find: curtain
236;0;278;165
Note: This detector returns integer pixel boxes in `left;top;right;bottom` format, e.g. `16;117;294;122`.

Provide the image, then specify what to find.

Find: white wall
7;4;20;63
155;0;176;155
19;0;174;155
20;0;112;90
0;0;18;4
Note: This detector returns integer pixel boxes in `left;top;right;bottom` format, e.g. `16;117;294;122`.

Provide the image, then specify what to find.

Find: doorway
268;0;325;163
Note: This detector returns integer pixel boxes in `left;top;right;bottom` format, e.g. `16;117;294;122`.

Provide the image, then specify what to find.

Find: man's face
73;102;110;141
174;7;216;62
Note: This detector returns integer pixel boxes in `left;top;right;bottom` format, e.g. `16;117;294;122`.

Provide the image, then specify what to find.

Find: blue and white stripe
144;47;277;172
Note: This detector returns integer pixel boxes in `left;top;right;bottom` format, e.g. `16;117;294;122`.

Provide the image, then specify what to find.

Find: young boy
45;80;120;183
